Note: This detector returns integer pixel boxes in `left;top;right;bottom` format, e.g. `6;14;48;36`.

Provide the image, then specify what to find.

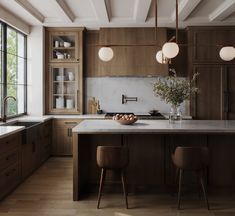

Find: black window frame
0;21;27;119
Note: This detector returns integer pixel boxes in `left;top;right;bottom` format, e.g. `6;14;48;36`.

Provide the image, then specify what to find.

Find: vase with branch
153;69;199;123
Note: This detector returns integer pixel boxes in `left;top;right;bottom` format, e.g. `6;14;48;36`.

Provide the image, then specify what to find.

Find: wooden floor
0;157;235;216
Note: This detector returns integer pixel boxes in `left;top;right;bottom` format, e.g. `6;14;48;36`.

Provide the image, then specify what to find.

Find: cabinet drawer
0;149;19;173
53;119;82;128
0;162;20;200
0;133;20;154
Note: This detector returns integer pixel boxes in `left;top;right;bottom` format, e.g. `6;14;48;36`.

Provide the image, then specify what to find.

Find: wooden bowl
115;118;138;125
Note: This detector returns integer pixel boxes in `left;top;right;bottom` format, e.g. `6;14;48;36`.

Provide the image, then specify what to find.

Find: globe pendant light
219;46;235;61
156;50;169;64
98;47;114;62
162;42;179;59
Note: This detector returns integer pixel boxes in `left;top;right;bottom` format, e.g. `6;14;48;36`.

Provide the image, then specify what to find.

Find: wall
27;26;44;116
85;77;187;114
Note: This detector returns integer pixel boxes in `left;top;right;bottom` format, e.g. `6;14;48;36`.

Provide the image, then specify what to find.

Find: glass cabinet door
49;31;79;63
49;64;81;114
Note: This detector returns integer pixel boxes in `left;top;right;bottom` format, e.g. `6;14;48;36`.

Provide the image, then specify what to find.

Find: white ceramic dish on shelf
64;42;71;47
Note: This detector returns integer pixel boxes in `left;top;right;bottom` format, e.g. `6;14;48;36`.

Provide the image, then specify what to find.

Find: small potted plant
153;69;199;123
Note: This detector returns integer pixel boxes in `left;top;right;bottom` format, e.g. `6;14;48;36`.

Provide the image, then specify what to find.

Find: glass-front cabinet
49;31;80;63
45;27;84;114
49;64;82;114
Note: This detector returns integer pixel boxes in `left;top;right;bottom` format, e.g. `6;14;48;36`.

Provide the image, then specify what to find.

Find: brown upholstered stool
96;146;129;209
172;146;209;210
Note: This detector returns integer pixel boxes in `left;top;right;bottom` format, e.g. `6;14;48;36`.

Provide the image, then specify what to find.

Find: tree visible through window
1;22;27;118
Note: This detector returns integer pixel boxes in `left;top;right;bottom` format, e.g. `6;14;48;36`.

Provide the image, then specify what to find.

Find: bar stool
96;146;129;209
172;146;209;210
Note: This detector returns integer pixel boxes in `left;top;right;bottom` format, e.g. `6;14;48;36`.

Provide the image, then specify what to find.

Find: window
0;22;27;118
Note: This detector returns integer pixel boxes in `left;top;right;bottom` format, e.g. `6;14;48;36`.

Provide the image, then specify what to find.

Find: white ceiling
0;0;235;29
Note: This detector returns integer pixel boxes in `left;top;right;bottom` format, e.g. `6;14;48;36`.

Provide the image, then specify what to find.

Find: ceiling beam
171;0;202;21
133;0;152;22
0;5;30;34
55;0;76;22
14;0;45;23
209;0;235;21
90;0;110;22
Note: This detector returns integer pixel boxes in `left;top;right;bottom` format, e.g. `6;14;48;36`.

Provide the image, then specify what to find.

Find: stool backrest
97;146;129;169
173;146;209;170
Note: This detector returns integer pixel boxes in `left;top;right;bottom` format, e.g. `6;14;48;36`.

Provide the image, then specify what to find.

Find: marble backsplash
85;77;188;114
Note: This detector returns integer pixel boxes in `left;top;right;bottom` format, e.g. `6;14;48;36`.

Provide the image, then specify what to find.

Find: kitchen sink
4;121;41;128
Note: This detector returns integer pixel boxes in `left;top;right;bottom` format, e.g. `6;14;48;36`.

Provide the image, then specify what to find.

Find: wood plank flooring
0;157;235;216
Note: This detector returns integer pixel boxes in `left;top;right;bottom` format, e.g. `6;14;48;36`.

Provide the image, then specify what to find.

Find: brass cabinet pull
64;122;78;125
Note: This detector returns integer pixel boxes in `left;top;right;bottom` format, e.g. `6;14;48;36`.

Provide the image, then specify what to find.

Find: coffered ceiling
0;0;235;29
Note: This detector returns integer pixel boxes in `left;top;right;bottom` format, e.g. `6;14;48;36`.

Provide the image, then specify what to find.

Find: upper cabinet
85;28;168;77
45;27;84;114
49;31;80;63
187;26;235;64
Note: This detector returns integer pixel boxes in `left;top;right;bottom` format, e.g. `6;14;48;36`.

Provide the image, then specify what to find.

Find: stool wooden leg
121;170;128;209
199;171;210;210
177;169;183;210
97;168;106;209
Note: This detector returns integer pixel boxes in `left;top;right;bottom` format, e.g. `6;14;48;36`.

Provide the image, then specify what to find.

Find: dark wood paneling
84;28;168;77
208;134;235;188
191;65;224;119
187;26;235;64
126;134;164;192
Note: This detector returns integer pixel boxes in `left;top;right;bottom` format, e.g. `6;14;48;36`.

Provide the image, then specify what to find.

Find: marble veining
72;120;235;134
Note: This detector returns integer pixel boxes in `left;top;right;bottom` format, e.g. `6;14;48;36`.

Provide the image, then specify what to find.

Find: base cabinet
0;133;22;200
52;119;82;156
22;120;52;180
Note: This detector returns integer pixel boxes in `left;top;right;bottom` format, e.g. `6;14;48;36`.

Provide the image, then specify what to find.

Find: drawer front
0;162;20;200
53;119;82;128
0;149;19;172
0;133;20;154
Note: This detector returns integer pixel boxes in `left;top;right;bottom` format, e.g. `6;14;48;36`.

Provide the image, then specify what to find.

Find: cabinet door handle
64;122;77;125
224;92;229;113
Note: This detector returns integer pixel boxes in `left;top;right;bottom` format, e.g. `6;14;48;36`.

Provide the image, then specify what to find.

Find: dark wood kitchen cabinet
21;124;40;179
187;26;235;64
191;65;224;119
52;119;82;156
41;120;52;163
187;26;235;119
22;121;52;179
0;132;22;200
191;65;235;120
85;28;168;77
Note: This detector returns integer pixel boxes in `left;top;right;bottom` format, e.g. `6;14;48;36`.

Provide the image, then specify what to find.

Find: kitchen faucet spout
1;96;17;123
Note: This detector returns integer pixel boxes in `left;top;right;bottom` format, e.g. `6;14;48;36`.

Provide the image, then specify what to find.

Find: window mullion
2;23;7;117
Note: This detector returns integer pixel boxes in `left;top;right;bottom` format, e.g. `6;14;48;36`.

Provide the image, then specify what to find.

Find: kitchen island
72;120;235;201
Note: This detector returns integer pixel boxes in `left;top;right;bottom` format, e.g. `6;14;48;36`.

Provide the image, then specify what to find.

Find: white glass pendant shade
219;46;235;61
156;50;164;64
98;47;114;62
162;42;179;59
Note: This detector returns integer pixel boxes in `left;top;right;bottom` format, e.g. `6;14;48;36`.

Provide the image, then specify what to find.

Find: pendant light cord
176;0;178;43
155;0;158;41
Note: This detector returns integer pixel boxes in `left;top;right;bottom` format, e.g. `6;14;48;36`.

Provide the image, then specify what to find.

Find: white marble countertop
44;114;105;119
0;126;25;138
72;120;235;134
